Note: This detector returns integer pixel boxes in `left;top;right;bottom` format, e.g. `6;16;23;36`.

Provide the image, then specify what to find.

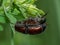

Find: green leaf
13;3;28;19
24;0;36;4
29;4;45;15
0;16;6;23
14;0;36;4
3;0;10;7
14;0;25;4
37;9;45;15
12;8;25;21
19;6;28;19
4;7;17;24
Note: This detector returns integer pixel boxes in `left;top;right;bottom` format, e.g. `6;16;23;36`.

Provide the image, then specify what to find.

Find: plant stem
10;0;15;45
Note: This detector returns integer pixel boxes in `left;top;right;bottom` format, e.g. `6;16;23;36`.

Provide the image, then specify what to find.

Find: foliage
0;0;45;45
0;0;45;31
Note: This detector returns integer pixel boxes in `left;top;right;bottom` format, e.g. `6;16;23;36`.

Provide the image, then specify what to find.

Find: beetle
15;13;47;35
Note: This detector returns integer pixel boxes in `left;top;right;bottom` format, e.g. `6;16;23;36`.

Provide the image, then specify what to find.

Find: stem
10;0;14;45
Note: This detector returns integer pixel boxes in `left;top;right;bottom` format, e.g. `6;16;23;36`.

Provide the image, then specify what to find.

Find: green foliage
0;0;45;31
4;6;17;24
0;0;46;45
0;0;45;40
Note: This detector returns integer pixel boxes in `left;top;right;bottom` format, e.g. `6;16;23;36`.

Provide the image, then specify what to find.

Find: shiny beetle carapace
15;13;47;35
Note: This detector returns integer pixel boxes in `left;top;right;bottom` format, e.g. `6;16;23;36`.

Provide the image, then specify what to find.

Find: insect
15;13;47;35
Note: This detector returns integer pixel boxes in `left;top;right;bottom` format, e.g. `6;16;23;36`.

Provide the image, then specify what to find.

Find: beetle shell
15;17;46;35
28;25;43;35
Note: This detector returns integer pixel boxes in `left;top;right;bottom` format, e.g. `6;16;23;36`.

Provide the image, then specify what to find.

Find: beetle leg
42;23;46;32
24;24;29;34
